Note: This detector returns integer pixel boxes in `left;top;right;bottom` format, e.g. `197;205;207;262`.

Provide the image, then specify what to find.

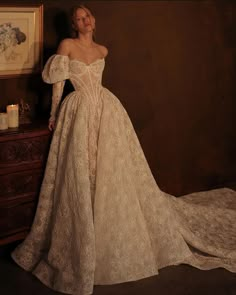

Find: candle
0;113;8;130
6;104;19;128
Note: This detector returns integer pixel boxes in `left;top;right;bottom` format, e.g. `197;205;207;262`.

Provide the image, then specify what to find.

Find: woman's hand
48;120;55;131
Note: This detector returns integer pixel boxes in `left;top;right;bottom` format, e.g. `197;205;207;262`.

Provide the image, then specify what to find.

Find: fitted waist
72;85;103;104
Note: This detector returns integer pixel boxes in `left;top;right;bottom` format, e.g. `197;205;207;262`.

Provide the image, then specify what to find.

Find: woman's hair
70;3;96;39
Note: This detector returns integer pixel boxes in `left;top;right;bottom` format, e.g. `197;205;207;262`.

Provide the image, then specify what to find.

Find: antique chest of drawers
0;122;51;245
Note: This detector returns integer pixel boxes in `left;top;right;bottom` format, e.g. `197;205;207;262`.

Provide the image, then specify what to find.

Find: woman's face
73;7;95;35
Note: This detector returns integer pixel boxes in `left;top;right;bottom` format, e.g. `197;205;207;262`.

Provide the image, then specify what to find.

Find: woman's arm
48;80;65;131
48;39;72;131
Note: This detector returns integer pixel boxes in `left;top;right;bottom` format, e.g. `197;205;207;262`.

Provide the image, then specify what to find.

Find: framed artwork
0;4;43;78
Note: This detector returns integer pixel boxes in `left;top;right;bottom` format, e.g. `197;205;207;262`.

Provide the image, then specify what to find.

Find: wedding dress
12;54;236;295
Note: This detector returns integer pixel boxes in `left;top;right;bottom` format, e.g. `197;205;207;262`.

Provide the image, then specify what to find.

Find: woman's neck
76;33;94;48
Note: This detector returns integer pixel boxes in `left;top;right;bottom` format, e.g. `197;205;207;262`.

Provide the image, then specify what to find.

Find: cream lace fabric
12;54;236;295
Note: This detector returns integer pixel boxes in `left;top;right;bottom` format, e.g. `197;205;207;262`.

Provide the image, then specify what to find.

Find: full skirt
12;88;236;295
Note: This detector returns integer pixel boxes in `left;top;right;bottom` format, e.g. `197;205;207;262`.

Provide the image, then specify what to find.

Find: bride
11;4;236;295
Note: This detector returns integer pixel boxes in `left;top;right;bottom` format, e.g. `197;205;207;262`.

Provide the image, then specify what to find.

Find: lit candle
6;104;19;128
0;113;8;130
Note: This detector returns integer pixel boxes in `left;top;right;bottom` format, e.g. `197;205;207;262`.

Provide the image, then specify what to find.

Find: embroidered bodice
42;54;105;121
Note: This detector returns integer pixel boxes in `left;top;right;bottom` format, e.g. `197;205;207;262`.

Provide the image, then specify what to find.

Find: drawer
0;135;50;169
0;200;36;238
0;169;43;200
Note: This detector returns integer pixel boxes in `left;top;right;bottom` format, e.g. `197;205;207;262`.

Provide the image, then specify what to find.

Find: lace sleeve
42;54;69;84
49;81;65;122
42;54;69;122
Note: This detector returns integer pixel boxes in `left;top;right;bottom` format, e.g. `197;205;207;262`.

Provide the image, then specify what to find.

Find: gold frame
0;4;43;78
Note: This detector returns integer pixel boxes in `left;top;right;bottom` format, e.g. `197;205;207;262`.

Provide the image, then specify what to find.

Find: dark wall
1;0;236;196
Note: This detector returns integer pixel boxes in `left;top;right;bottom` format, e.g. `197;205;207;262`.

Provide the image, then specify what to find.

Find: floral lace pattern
12;54;236;295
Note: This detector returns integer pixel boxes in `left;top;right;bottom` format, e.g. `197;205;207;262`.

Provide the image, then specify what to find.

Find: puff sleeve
42;55;70;122
42;54;69;84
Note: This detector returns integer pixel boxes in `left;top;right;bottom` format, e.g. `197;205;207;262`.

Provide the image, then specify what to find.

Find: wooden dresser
0;122;51;245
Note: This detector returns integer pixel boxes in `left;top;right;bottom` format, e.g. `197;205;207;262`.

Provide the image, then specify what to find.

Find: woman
12;4;236;295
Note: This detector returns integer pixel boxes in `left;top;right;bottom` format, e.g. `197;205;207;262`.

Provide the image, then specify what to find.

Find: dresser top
0;121;51;142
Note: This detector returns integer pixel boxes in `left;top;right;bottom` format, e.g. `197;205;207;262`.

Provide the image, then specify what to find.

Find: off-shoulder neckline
54;54;105;66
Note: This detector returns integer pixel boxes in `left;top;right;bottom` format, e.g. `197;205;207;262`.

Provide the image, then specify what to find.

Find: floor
0;244;235;295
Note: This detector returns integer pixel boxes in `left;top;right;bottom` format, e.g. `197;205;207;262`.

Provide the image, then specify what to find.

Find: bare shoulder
95;43;108;58
57;38;74;56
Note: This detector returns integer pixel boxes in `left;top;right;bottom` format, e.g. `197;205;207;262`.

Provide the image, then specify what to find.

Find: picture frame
0;4;43;78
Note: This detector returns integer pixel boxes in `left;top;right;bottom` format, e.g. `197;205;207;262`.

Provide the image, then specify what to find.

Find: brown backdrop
1;0;236;196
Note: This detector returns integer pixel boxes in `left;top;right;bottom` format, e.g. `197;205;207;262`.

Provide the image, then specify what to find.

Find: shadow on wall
40;7;74;118
44;7;71;60
21;8;73;120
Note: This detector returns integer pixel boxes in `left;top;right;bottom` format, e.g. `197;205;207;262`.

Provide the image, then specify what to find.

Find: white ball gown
11;54;236;295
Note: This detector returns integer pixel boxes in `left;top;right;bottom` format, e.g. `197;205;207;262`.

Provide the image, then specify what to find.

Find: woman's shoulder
57;38;75;55
95;43;108;58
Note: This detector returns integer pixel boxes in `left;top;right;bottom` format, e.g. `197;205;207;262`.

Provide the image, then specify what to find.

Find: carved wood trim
0;230;29;246
0;169;43;199
0;201;36;238
0;123;51;245
0;135;50;167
